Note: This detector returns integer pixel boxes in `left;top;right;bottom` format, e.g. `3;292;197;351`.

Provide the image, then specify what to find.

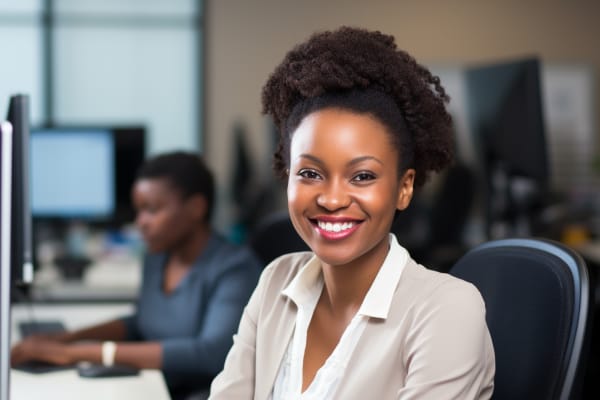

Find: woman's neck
169;224;212;267
319;242;389;319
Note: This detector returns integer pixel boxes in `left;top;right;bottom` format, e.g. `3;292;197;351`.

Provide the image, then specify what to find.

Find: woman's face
287;108;415;268
131;178;201;253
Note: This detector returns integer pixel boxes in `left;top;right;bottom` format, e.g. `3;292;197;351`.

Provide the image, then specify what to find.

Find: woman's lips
311;218;362;240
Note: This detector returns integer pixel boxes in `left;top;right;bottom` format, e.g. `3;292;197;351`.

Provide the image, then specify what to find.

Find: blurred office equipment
31;126;145;226
7;95;34;292
29;126;145;300
228;122;257;242
230;122;254;219
1;120;14;400
392;160;476;272
542;65;597;208
77;362;139;378
31;128;115;220
466;58;549;240
2;93;35;400
247;210;309;267
228;121;283;243
450;238;592;400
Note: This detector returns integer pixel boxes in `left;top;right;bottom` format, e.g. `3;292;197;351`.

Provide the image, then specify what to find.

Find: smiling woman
209;26;495;400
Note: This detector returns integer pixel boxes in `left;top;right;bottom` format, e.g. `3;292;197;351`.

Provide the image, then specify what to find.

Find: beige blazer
209;252;495;399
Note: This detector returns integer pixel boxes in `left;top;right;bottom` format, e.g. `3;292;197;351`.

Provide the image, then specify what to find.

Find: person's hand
11;336;73;366
21;332;65;342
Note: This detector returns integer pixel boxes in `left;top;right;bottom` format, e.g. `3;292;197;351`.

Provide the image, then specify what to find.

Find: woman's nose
316;181;351;211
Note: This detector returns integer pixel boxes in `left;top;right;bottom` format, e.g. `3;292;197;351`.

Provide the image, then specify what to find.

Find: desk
11;369;170;400
10;303;171;400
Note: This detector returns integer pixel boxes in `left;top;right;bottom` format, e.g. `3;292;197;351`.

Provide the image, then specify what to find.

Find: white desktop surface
10;303;171;400
11;369;170;400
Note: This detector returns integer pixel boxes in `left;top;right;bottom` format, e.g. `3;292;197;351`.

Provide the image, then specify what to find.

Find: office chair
246;210;310;266
449;238;592;400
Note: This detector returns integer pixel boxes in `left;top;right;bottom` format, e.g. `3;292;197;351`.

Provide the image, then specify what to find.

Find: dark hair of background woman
136;151;215;221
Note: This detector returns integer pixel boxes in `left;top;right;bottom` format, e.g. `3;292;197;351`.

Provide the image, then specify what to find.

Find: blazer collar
359;234;408;319
281;234;408;320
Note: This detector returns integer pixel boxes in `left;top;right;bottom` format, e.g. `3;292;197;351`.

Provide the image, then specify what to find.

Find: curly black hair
136;151;215;222
261;26;454;188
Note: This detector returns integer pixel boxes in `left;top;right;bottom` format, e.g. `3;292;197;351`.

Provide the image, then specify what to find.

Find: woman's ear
396;169;415;211
186;194;209;222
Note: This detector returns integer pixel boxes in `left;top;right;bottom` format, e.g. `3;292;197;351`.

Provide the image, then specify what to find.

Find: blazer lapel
255;295;297;400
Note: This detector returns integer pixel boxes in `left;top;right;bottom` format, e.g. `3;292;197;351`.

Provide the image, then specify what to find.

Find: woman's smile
311;216;363;240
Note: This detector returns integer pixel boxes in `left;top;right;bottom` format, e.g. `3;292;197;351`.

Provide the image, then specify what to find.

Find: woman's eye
298;169;321;180
353;172;376;182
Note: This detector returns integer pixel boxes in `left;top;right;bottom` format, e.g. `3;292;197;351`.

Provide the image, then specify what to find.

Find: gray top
121;232;262;395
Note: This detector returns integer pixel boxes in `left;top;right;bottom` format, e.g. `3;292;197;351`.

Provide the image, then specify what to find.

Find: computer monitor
6;95;33;290
30;126;146;226
29;126;145;280
0;121;14;400
466;57;548;239
30;128;115;219
111;126;146;225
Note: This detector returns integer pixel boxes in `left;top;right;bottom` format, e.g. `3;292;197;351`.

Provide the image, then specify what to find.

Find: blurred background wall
204;0;600;232
2;0;599;239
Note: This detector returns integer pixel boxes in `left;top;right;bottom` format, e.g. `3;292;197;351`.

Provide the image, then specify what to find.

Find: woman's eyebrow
298;153;324;165
348;155;383;166
298;154;384;167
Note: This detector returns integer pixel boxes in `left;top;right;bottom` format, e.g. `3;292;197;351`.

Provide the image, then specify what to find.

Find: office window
0;0;44;125
0;0;203;154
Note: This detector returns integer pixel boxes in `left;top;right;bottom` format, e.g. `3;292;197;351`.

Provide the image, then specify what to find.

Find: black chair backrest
247;211;309;267
450;238;591;400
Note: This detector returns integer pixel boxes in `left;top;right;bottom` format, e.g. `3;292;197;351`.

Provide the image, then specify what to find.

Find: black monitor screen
6;95;33;287
466;57;548;238
466;57;548;182
31;128;115;218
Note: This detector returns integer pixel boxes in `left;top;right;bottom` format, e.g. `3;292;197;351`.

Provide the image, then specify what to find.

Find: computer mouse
77;362;140;378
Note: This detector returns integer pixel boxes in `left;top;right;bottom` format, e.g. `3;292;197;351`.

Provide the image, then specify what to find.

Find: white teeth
317;221;355;232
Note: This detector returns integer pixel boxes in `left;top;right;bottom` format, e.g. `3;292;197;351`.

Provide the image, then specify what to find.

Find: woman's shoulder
400;259;486;313
262;251;315;279
256;251;315;294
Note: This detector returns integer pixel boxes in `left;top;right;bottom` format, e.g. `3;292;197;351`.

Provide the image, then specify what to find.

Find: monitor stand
54;255;92;281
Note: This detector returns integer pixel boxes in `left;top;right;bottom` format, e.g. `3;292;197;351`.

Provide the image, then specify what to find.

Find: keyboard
14;320;73;374
19;320;66;338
